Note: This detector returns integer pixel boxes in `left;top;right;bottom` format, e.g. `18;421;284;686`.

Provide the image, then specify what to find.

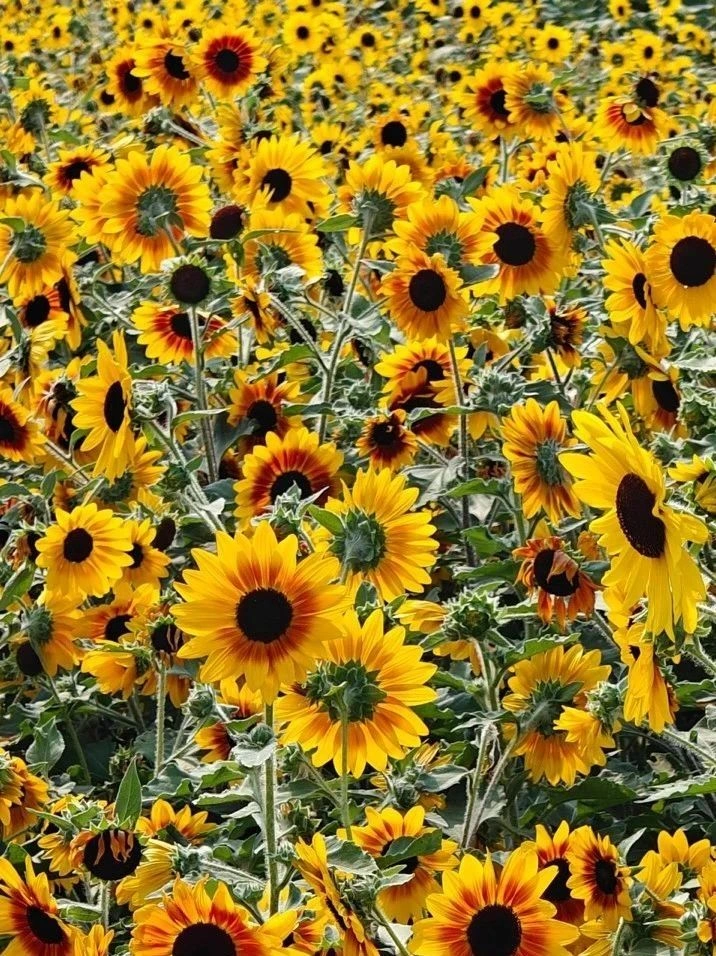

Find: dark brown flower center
615;473;665;558
83;829;142;880
164;51;190;80
261;168;293;203
27;906;66;944
669;236;715;287
210;205;244;240
170;265;211;305
172;923;236;956
370;420;400;447
651;378;680;413
0;410;20;445
62;159;91;183
594;859;618;895
214;48;240;74
466;904;522;956
489;88;509;118
668;147;701;182
151;622;184;654
408;269;447;311
103;381;127;432
235;587;293;643
631;272;647;309
129;543;144;568
120;64;142;97
24;294;52;327
635;76;659;106
105;614;132;642
63;527;94;563
270;469;314;501
543;857;572;902
412;358;445;381
493;222;536;266
247;399;278;435
532;548;579;597
16;641;44;677
381;120;408;147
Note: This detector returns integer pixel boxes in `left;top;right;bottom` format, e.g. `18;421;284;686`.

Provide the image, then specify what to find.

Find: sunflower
338;155;424;236
0;749;48;840
503;62;567;141
91;145;211;273
0;857;75;956
315;467;438;602
45;146;110;197
594;96;668;155
525;822;584;926
567;827;632;928
388;194;485;271
411;848;578;956
73;927;113;956
227;370;302;452
501;399;581;524
192;27;267;98
602;239;667;357
645;211;716;329
460;62;517;138
233;427;343;525
542;143;601;249
294;834;379;956
276;608;436;776
175;521;345;700
544;301;586;368
0;192;74;298
81;642;154;700
71;331;135;480
503;644;612;786
195;678;263;762
20;589;83;677
612;618;676;733
560;402;707;638
133;38;198;108
236;133;329;217
669;455;716;515
238;207;323;283
115;839;178;910
132;301;233;365
471;188;567;302
514;536;600;631
380;251;468;341
129;877;292;956
106;52;156;115
0;386;44;463
340;806;458;922
229;276;278;344
118;518;171;590
356;410;418;471
637;828;711;898
35;502;132;599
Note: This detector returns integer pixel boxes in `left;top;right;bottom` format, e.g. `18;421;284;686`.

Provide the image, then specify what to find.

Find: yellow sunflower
45;145;110;197
106;52;157;116
503;62;568;141
71;330;135;480
0;386;44;462
237;207;323;283
524;821;585;926
192;26;267;98
560;402;707;637
132;301;233;365
460;61;517;138
315;467;438;602
0;750;49;841
380;250;469;341
411;848;578;956
602;239;667;356
0;192;75;298
174;521;345;700
513;536;600;631
276;608;436;776
338;155;424;236
645;210;716;329
21;589;83;677
133;38;198;108
0;857;76;956
594;96;669;155
356;410;418;471
542;143;601;248
388;194;485;270
35;503;132;599
567;826;632;928
501;399;581;524
613;619;677;732
236;133;329;217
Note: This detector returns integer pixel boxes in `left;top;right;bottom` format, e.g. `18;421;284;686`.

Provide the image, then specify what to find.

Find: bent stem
264;703;279;914
188;305;218;483
153;661;167;777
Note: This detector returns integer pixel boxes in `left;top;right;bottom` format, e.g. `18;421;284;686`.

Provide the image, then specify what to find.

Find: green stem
611;917;626;956
100;883;110;930
340;714;353;840
47;677;90;784
268;295;328;372
461;723;496;849
660;726;716;768
448;337;474;564
264;703;279;915
189;305;218;483
546;348;565;393
688;635;716;680
153;661;167;777
586;356;619;410
373;905;412;956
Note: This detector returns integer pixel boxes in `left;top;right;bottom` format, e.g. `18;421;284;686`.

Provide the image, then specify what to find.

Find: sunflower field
0;0;716;954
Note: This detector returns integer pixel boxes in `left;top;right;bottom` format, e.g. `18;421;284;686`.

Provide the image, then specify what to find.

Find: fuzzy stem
461;723;496;849
448;337;474;564
340;714;353;840
611;917;626;956
264;703;279;915
373;905;412;956
153;661;167;777
47;676;90;784
189;305;218;483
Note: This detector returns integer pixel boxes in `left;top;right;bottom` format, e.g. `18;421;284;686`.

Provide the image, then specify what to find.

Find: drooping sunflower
238;207;323;283
276;608;436;776
612;619;677;733
567;827;632;928
388;194;485;270
35;503;132;599
132;301;233;365
236;133;329;217
71;331;135;480
471;188;567;302
133;38;198;108
544;301;586;368
460;62;517;138
637;828;711;898
356;410;418;471
542;143;601;248
0;192;75;298
195;678;263;762
645;211;716;329
514;536;600;631
0;386;44;462
560;402;707;637
192;27;267;98
503;62;568;141
294;834;379;956
503;644;612;786
525;822;585;926
411;848;579;956
72;926;113;956
233;427;343;525
380;250;468;341
602;239;667;357
71;827;143;883
20;589;83;677
174;521;345;700
93;145;211;273
501;399;581;524
45;146;110;197
0;750;49;841
338;155;424;236
0;858;76;956
315;467;438;602
229;276;278;344
340;806;458;922
129;877;292;956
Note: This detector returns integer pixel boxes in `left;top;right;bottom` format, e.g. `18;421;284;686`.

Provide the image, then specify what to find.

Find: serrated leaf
325;837;378;875
26;718;66;773
115;760;142;827
378;831;443;867
0;563;35;611
449;478;504;498
308;505;344;535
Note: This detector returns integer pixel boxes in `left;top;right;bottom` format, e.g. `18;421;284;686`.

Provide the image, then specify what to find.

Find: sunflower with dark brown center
0;386;43;463
0;856;75;956
357;410;418;471
561;401;707;639
566;826;632;928
133;39;198;108
411;847;578;956
193;27;267;97
646;210;716;329
380;249;468;340
514;535;600;631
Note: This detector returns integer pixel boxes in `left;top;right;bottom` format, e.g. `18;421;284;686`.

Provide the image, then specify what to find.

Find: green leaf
459;166;489;196
0;482;31;500
316;214;358;233
378;831;443;867
308;505;344;535
449;478;504;498
463;527;504;557
26;718;66;773
325;837;378;875
115;760;142;827
212;411;256;460
636;775;716;803
459;263;500;286
0;563;35;611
